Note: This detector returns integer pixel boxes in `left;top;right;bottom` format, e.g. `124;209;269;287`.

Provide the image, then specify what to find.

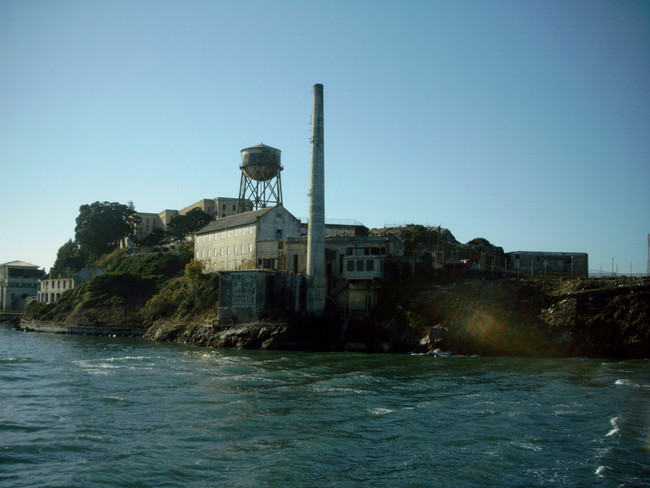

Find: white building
194;205;301;272
0;261;44;311
37;266;104;304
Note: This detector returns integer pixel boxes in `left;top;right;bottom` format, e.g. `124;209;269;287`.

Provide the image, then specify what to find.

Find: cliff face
537;278;649;358
371;277;650;358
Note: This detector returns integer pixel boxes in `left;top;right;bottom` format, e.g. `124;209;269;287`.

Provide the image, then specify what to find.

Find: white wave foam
105;356;150;362
369;407;394;416
614;378;648;389
595;465;610;478
605;416;620;437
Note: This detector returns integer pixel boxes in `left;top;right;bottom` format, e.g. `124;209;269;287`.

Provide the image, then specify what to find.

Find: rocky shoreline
15;277;650;359
16;320;146;337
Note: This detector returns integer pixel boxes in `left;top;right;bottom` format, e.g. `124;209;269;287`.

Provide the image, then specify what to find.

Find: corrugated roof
195;207;276;235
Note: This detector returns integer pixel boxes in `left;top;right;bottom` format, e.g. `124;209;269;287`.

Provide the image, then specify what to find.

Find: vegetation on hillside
24;250;218;327
48;201;214;278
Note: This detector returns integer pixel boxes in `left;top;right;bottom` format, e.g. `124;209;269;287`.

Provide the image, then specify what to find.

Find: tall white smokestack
306;83;326;314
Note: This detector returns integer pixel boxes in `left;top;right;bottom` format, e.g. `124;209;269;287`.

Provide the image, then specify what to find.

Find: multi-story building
505;251;588;277
0;261;44;311
195;205;302;272
134;197;254;242
37;266;104;304
194;205;405;317
134;212;166;242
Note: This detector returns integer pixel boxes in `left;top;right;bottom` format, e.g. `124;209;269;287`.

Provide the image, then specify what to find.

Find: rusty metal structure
238;143;283;213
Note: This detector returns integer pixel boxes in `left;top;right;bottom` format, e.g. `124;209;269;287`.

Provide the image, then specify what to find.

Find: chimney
306;83;326;314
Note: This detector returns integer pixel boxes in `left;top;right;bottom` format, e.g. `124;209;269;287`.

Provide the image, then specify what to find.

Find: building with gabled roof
194;205;301;272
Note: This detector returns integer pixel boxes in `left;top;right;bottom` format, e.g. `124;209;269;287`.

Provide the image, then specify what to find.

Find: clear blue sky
1;0;648;275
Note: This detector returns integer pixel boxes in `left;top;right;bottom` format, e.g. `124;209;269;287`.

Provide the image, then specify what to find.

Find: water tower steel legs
306;84;326;315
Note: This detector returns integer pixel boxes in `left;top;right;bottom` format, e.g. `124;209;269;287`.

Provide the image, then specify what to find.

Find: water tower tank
240;144;282;181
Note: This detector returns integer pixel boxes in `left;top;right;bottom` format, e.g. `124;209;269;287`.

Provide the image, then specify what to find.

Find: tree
166;208;213;242
74;201;140;260
467;238;492;247
51;240;89;277
138;228;167;247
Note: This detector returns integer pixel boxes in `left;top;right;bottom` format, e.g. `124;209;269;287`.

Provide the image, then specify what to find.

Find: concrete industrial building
195;213;405;322
505;251;588;277
0;261;44;311
194;205;302;272
134;197;253;242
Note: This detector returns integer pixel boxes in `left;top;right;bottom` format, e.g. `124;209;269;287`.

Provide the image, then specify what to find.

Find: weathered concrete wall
217;271;270;325
217;270;305;325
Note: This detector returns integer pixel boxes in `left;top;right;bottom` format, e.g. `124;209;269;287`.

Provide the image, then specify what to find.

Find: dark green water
1;325;648;487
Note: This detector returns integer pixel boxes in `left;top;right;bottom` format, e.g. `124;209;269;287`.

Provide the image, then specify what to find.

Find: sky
1;0;648;275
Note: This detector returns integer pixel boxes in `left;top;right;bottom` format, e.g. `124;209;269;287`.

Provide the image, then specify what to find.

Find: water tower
238;143;283;212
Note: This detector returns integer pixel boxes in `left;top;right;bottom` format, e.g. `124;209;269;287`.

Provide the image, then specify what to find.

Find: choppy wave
615;378;650;389
1;328;648;488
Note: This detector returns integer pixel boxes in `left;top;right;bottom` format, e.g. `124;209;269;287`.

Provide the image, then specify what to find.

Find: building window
367;260;375;272
276;229;282;239
357;260;364;272
347;260;354;272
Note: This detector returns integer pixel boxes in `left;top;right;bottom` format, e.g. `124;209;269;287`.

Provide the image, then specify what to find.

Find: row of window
346;259;380;272
347;247;387;256
197;226;254;243
37;292;62;303
197;243;254;259
40;279;73;290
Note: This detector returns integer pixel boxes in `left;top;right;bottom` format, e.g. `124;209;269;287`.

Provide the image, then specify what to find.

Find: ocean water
0;325;648;488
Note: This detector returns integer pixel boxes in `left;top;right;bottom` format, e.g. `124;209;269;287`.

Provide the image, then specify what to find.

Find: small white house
37;266;104;304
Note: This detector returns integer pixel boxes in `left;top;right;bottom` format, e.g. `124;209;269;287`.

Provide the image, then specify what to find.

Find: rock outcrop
372;277;649;358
